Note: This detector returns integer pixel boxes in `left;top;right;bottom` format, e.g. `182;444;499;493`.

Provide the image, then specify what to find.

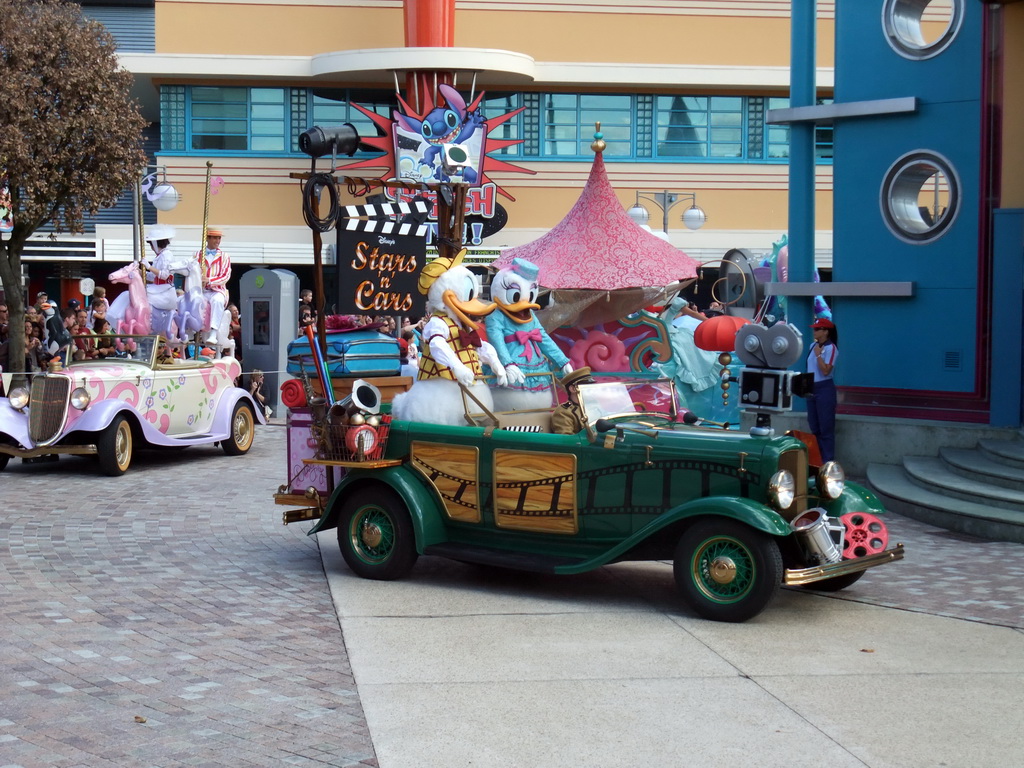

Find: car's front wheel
222;402;255;456
97;415;133;476
674;519;783;622
338;488;418;580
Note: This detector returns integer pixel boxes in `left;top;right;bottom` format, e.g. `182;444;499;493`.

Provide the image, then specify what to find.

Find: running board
423;542;589;573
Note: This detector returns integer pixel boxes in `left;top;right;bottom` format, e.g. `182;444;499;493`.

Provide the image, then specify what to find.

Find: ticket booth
240;268;299;414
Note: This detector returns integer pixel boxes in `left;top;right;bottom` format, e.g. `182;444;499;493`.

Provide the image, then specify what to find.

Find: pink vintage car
0;336;264;475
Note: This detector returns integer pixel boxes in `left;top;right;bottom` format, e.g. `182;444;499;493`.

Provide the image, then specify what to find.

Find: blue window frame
540;93;633;157
765;97;835;161
655;96;744;159
163;86;833;164
189;86;287;152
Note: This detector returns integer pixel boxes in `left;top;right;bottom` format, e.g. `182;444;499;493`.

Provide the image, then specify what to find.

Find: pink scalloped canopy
493;152;699;290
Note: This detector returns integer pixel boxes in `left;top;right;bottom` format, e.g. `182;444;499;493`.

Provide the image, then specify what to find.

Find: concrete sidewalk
320;518;1024;768
2;424;1022;767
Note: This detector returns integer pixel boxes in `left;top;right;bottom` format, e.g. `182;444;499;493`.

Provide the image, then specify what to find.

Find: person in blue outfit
486;258;573;411
806;317;839;462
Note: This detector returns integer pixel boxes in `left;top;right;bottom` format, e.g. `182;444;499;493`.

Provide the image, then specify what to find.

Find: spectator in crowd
227;303;242;359
704;300;725;318
92;317;116;358
24;320;49;372
47;308;77;359
249;369;272;419
87;286;109;325
34;291;49;312
298;304;314;333
74;308;95;358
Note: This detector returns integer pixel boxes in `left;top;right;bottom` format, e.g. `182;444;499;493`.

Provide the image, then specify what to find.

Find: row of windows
160;86;833;162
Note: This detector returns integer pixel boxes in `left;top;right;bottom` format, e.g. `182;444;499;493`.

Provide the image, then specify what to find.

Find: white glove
453;364;476;388
561;362;574;375
494;365;508;388
505;364;526;386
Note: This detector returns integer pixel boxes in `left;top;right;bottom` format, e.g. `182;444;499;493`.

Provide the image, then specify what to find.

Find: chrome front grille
778;446;809;522
29;375;71;445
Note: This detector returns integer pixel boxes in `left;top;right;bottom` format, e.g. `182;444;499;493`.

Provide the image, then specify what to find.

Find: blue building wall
833;3;985;397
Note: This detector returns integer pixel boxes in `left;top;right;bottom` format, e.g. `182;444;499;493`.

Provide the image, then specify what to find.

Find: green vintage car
296;378;903;622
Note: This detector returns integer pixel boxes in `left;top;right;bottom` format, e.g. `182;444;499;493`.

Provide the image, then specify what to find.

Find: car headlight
9;387;29;410
817;461;845;500
769;469;796;510
70;387;92;410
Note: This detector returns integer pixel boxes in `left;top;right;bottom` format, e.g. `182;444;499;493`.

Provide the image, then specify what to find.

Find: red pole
403;0;456;111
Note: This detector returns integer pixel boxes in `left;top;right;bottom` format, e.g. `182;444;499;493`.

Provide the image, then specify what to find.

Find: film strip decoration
341;200;431;237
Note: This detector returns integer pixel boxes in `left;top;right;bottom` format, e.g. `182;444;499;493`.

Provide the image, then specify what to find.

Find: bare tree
0;0;147;376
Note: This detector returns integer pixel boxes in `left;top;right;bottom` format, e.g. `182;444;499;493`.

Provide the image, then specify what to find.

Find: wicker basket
316;415;391;462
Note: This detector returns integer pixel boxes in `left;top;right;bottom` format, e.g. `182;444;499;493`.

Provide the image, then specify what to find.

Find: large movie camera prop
734;323;813;436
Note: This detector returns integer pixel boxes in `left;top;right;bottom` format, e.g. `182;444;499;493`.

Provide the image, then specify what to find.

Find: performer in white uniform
199;228;231;345
144;224;189;312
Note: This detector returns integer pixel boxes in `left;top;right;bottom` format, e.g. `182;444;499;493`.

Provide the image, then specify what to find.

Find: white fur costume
392;251;507;426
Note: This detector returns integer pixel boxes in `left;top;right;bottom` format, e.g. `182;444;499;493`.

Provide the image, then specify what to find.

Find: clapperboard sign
336;199;430;317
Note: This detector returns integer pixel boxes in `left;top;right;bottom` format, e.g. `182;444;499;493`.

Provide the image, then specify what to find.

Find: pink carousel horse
108;261;152;335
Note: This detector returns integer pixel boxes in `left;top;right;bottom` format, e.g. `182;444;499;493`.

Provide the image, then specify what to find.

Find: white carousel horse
107;261;152;336
174;259;209;343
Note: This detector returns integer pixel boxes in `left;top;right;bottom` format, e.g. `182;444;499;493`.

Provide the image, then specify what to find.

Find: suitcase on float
286;330;401;378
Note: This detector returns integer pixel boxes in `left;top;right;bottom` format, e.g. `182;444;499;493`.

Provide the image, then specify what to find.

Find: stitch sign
335;229;427;317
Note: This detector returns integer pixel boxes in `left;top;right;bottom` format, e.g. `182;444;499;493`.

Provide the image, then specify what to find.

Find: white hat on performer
145;224;176;242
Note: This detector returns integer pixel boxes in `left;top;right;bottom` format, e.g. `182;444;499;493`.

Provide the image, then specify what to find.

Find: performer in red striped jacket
199;229;231;346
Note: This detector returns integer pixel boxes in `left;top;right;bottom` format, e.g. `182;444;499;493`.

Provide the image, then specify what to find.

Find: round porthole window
880;151;961;244
882;0;964;60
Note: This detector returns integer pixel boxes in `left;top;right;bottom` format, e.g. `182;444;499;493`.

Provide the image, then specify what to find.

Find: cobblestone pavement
3;427;1023;768
0;425;376;768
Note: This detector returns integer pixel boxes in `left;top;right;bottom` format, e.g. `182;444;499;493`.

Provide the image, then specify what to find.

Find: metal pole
788;0;817;332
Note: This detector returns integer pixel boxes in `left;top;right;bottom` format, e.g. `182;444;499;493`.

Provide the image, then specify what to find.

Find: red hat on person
810;318;835;330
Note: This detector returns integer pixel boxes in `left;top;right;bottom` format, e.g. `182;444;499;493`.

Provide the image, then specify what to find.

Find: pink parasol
493;153;699;290
492;134;699;328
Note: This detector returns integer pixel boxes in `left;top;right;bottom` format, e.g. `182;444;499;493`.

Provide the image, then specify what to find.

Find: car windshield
578;377;681;425
65;335;159;367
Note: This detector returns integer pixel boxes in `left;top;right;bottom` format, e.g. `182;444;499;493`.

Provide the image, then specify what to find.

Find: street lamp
133;165;179;260
627;191;707;233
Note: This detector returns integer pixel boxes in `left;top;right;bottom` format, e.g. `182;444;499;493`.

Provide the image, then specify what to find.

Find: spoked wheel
674;519;783;622
97;415;133;476
338;488;418;580
222;402;255;455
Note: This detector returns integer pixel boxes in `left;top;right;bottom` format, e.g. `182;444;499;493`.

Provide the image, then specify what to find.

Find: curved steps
867;438;1024;544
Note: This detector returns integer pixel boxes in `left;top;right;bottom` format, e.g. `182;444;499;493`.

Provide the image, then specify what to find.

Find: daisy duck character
486;258;573;411
391;249;507;426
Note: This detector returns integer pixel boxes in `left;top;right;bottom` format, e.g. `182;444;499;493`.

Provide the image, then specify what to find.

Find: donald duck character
392;249;507;426
486;258;572;411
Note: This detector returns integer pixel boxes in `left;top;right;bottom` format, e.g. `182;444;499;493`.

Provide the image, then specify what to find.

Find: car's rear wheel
97;415;133;476
800;570;865;592
0;453;9;472
338;488;418;580
674;519;783;623
222;402;255;455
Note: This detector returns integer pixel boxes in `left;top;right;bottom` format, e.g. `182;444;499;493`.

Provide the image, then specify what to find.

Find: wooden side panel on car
493;450;578;535
410;441;481;523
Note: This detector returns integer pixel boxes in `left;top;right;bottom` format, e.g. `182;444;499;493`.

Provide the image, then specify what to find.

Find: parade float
0;335;261;475
0;166;262;475
269;75;904;622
